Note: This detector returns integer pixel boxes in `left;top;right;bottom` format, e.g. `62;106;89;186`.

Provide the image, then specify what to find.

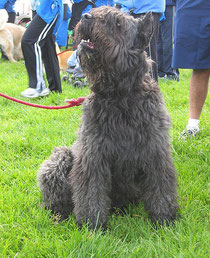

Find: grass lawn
0;59;209;257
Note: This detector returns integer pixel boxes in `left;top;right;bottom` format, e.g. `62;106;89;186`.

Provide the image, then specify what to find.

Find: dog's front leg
70;152;112;231
142;150;180;226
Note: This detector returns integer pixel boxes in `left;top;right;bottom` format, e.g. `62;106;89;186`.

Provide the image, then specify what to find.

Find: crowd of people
0;0;209;137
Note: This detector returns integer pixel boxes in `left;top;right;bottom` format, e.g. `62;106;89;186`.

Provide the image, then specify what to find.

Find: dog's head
75;6;153;77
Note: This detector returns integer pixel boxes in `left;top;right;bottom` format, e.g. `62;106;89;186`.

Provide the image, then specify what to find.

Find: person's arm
0;0;9;9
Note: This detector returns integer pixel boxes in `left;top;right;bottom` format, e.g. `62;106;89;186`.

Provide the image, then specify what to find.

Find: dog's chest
83;100;150;163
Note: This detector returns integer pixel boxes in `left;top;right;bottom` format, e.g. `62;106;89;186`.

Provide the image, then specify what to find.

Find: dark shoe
159;75;166;80
167;74;179;82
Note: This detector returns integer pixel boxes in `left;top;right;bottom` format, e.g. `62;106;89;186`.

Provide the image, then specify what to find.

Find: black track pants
21;14;62;92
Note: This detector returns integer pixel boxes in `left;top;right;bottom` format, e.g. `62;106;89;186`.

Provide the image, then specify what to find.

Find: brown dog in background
0;9;26;62
56;47;73;71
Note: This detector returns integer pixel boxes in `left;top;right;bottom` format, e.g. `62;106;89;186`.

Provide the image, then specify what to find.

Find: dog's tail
0;9;9;30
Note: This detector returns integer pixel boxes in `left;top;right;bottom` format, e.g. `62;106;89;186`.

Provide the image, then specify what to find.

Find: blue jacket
73;0;114;16
74;0;114;6
35;0;63;34
95;0;114;7
114;0;165;14
56;4;71;47
0;0;16;13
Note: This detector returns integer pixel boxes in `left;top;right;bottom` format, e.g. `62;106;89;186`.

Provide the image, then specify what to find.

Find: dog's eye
99;16;106;24
116;18;121;28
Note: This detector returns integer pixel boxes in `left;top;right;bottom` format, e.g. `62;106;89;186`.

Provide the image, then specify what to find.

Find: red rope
57;45;77;56
0;92;85;110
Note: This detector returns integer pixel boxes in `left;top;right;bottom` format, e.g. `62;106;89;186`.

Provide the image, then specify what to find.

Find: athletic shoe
21;88;50;98
158;75;166;80
167;74;179;82
179;128;199;140
39;88;50;97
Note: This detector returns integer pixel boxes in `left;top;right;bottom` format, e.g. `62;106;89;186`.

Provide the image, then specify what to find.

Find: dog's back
57;50;73;71
4;23;26;46
0;9;8;30
0;9;26;62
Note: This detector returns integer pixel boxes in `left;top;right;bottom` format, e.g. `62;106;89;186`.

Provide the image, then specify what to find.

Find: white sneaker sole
21;88;50;98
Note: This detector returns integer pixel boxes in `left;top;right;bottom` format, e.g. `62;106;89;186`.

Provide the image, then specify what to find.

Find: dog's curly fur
38;6;179;230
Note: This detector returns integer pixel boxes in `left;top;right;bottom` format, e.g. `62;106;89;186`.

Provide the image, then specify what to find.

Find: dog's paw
150;212;181;228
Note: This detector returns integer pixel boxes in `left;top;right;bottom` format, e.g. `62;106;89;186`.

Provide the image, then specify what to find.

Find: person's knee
21;31;36;47
193;69;210;75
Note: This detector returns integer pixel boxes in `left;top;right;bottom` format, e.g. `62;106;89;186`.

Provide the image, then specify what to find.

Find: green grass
0;59;209;257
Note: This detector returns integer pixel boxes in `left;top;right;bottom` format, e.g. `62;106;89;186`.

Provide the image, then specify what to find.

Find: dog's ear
141;12;154;41
135;12;154;50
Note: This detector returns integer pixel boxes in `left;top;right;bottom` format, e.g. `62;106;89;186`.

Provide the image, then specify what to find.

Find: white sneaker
179;128;199;140
39;88;50;97
21;88;50;98
21;88;40;98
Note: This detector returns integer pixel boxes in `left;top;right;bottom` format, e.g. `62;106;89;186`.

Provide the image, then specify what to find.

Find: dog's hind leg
37;147;74;220
3;42;16;62
14;44;23;61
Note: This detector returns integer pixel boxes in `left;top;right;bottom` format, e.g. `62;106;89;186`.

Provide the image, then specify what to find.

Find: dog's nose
82;13;92;20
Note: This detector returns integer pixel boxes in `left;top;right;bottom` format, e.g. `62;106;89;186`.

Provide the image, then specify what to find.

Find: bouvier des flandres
38;6;179;230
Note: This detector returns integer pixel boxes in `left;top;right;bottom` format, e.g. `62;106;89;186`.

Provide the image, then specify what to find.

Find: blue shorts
173;8;210;69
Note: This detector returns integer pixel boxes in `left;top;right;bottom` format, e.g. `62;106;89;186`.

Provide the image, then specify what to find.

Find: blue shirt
73;0;114;16
0;0;16;13
35;0;63;34
114;0;165;14
95;0;114;7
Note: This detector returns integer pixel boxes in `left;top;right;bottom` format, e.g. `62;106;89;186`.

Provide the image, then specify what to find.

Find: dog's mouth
80;39;95;50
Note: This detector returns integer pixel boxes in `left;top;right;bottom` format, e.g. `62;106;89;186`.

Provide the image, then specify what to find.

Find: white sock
187;118;200;131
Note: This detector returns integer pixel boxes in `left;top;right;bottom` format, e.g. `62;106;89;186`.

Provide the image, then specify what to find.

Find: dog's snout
82;13;92;20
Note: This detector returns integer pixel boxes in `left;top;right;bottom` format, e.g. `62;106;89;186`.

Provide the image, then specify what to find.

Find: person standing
21;0;63;98
172;0;210;137
114;0;166;82
158;0;179;81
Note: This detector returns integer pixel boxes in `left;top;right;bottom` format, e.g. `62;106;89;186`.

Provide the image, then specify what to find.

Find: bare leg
189;69;210;119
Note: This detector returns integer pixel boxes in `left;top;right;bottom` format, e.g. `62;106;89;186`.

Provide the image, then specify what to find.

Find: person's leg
7;11;16;23
157;23;165;78
42;35;62;92
182;69;209;136
21;15;47;91
161;6;174;76
189;69;209;119
21;14;58;97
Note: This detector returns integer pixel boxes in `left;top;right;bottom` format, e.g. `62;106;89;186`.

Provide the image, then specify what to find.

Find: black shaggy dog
38;6;179;230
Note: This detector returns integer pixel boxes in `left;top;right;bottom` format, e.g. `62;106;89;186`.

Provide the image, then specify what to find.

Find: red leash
0;92;85;110
57;45;77;56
